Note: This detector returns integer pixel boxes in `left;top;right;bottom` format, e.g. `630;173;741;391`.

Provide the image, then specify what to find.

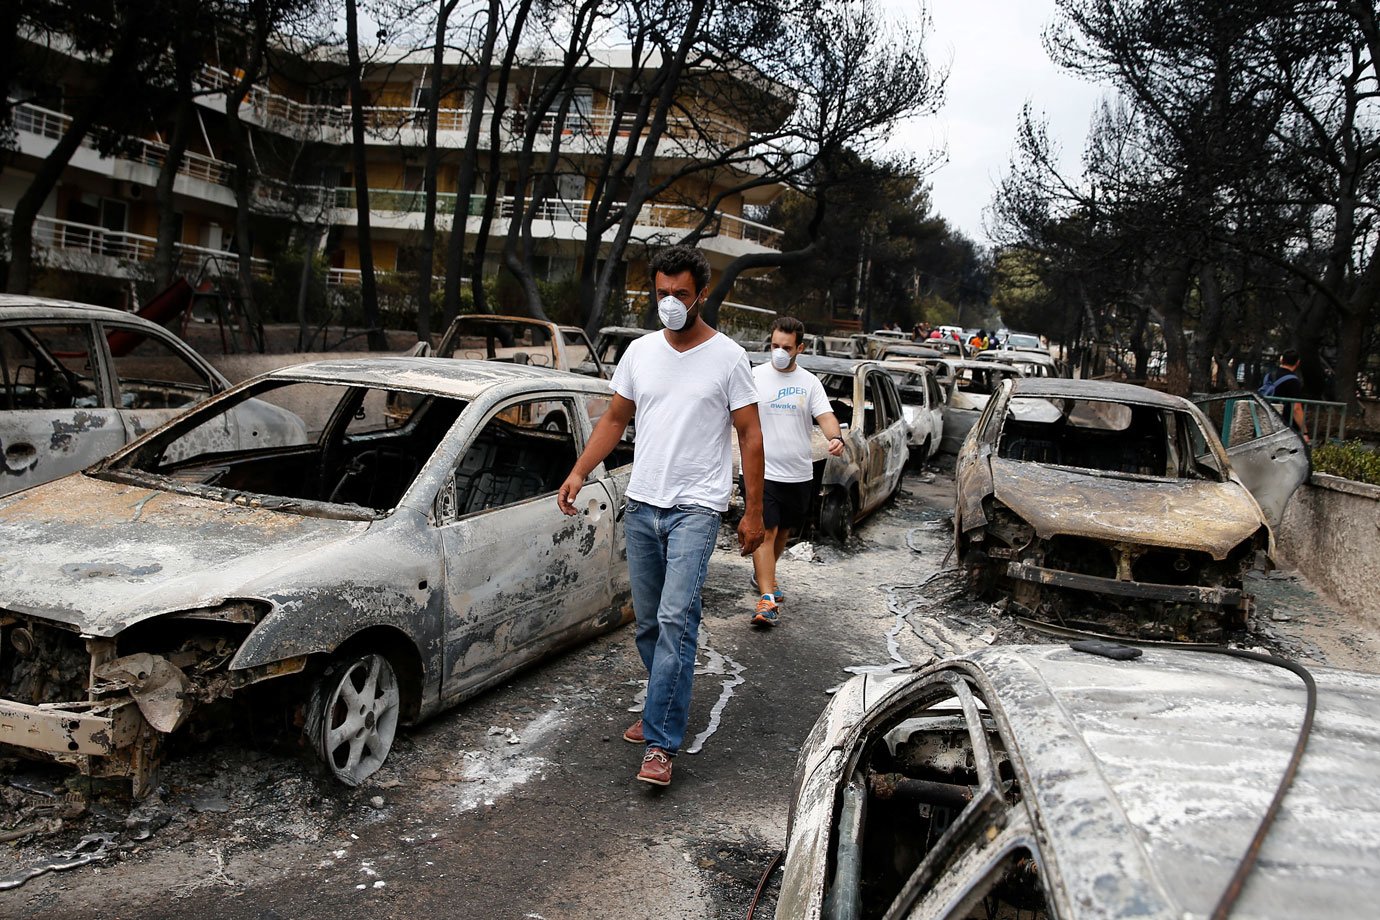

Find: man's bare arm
733;403;765;555
557;394;635;515
815;410;846;456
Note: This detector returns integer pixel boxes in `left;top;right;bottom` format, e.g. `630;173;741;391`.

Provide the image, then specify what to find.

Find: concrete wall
1277;472;1380;620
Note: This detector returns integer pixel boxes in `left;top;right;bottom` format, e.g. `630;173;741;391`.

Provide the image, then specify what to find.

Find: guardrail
1263;395;1348;442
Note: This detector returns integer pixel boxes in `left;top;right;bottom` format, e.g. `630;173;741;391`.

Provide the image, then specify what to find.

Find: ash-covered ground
2;462;1371;919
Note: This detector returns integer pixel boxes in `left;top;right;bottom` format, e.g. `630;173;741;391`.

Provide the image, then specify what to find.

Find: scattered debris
0;832;115;891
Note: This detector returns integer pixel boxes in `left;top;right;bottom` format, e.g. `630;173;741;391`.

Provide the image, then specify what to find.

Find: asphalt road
3;465;1368;919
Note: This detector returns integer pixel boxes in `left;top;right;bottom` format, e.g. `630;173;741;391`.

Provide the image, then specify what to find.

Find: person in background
749;316;845;627
556;245;765;788
1262;349;1311;444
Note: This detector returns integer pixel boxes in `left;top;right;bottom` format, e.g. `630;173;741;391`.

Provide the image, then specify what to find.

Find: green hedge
1312;439;1380;486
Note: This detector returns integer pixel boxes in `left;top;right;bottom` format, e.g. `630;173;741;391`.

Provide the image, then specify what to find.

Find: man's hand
737;510;765;556
556;471;585;515
826;435;846;457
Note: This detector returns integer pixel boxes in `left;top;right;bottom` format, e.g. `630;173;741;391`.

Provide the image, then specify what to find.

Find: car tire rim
316;654;400;786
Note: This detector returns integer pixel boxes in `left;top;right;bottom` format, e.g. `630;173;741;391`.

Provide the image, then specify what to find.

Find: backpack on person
1259;371;1298;397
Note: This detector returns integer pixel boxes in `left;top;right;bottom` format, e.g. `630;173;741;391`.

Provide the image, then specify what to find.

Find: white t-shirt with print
753;362;832;483
611;331;757;512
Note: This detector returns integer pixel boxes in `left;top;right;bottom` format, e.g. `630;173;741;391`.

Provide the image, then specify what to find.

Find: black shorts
763;479;814;531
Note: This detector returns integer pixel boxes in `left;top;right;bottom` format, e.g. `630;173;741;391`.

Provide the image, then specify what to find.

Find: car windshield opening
999;397;1217;479
102;380;467;515
440;318;557;368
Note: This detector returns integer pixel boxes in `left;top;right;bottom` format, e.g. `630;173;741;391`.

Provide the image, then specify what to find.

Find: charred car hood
0;475;370;637
990;458;1264;559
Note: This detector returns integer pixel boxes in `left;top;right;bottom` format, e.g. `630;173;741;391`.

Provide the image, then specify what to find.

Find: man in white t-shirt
750;316;845;627
556;245;764;789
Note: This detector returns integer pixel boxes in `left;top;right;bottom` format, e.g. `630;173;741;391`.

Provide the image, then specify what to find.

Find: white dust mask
657;295;689;331
771;347;793;370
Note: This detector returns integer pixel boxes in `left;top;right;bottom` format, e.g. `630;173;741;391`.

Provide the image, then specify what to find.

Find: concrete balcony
1;209;271;282
11;101;238;207
329;188;783;252
191;64;757;159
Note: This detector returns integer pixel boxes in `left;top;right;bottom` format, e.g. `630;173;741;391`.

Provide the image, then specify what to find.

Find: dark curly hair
649;245;711;294
770;316;805;346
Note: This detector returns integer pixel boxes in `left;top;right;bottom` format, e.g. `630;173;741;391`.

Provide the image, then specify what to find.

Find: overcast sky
877;1;1109;246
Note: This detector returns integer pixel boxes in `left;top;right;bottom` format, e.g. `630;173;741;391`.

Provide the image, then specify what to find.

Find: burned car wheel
307;653;401;786
820;488;854;544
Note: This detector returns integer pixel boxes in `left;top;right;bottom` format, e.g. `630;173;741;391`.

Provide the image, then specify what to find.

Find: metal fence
1263;395;1348;442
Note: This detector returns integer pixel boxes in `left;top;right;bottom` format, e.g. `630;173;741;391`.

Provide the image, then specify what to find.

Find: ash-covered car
955;378;1302;638
778;643;1380;920
0;296;306;496
0;358;632;794
910;358;1023;455
879;362;945;464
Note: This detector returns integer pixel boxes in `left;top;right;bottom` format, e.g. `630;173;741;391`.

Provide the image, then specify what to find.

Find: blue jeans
623;499;720;755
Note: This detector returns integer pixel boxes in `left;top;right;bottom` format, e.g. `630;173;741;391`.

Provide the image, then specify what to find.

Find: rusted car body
778;643;1380;919
954;378;1287;635
0;358;632;793
901;357;1023;455
0;296;306;496
782;355;909;542
591;325;651;370
433;313;609;379
879;362;944;463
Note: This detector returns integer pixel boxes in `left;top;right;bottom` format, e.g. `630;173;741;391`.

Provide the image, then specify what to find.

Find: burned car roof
0;294;163;324
782;644;1380;919
1009;376;1190;409
260;355;606;399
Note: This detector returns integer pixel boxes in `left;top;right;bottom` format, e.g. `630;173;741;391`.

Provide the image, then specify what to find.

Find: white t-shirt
611;331;758;512
753;363;832;483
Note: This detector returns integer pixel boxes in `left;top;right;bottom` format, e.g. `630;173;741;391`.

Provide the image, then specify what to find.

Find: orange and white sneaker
752;594;780;628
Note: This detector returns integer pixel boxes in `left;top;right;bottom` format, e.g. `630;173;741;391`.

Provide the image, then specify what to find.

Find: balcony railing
1;209;271;279
330;188;783;247
193;64;750;150
11;100;236;187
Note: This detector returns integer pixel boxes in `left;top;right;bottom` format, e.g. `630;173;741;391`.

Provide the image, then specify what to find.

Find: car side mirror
436;470;458;522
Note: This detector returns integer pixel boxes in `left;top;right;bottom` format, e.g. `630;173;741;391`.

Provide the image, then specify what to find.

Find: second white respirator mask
771;347;792;370
657;295;688;331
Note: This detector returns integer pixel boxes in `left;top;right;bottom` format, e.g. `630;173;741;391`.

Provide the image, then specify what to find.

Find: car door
925;371;945;457
0;319;126;495
436;393;618;700
102;320;236;449
859;368;907;512
1192;392;1309;528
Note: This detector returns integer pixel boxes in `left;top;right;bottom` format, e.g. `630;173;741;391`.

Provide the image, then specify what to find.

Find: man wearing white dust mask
556;245;765;788
749;316;844;627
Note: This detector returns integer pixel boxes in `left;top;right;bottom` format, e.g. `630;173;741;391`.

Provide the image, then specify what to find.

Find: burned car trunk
0;358;633;795
955;379;1273;640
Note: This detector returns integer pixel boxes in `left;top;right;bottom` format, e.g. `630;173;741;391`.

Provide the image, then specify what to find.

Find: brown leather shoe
623;718;644;744
637;747;672;786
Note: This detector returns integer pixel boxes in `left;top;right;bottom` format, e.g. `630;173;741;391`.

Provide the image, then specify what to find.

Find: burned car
433;313;609;379
0;357;632;794
0;296;306;495
591;325;652;370
778;643;1380;919
954;378;1296;636
902;358;1023;455
880;362;945;464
